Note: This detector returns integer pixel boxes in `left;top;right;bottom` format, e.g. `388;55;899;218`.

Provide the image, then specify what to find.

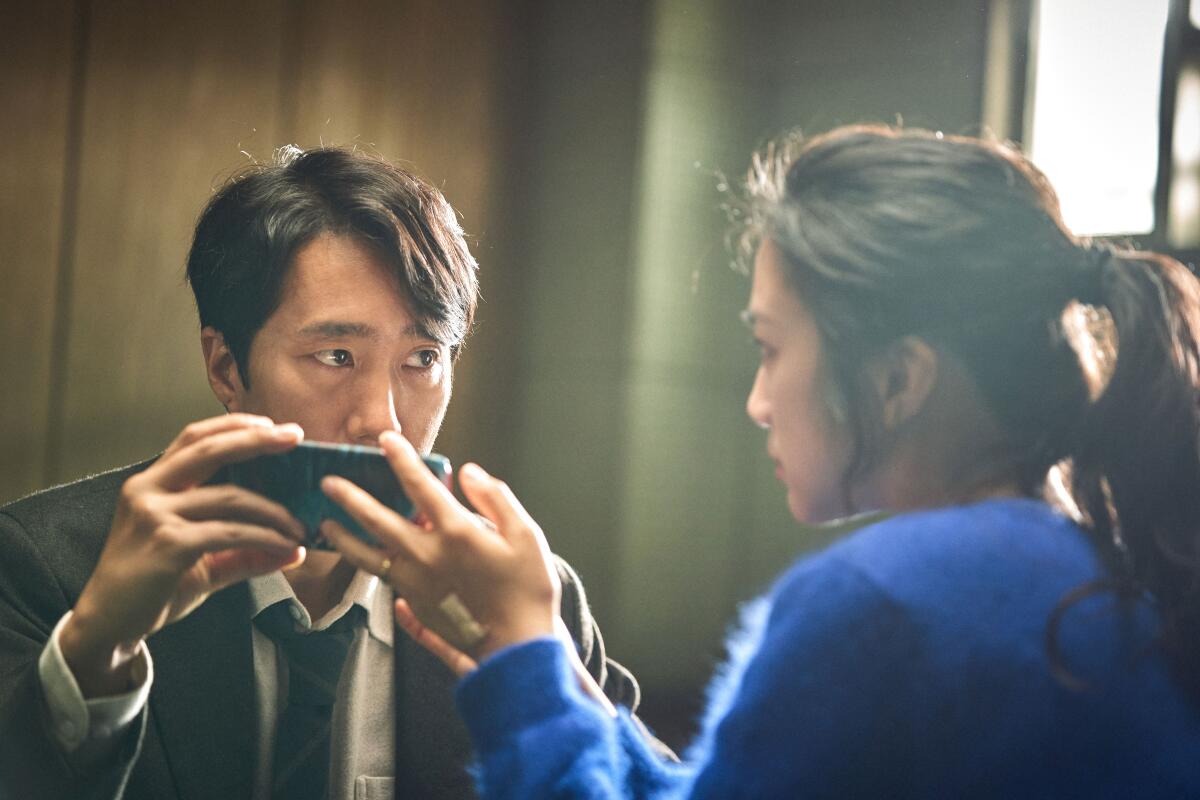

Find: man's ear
867;336;939;432
201;327;246;410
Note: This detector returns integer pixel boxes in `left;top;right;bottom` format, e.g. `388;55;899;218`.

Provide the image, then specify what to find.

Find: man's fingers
204;547;306;592
320;475;429;559
321;519;442;597
151;423;304;491
168;484;306;543
378;431;461;529
394;598;477;676
318;517;391;575
160;414;276;459
177;520;302;558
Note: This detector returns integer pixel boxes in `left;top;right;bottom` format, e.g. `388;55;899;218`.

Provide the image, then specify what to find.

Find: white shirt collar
247;568;394;647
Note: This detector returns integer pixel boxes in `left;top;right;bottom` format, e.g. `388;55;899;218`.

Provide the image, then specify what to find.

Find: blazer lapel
148;582;258;800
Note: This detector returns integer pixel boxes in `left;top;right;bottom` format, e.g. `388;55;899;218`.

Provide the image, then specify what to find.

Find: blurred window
1011;0;1198;255
1161;0;1200;252
1025;0;1170;237
1169;40;1200;248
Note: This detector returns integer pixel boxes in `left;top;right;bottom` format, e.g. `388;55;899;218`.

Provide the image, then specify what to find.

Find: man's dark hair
186;145;478;386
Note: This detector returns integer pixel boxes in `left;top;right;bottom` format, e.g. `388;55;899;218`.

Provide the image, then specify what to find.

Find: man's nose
346;373;401;445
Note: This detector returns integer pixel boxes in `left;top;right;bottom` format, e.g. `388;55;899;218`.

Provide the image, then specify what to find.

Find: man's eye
314;349;354;367
405;349;440;369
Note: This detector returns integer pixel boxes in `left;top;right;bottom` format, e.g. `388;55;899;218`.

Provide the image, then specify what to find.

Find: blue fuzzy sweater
456;500;1200;798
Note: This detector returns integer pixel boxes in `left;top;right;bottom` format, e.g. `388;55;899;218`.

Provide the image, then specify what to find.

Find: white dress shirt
38;569;397;800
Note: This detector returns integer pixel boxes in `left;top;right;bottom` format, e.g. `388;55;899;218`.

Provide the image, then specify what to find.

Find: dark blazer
0;462;643;800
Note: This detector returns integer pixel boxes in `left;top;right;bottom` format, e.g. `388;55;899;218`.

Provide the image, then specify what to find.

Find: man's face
211;233;453;453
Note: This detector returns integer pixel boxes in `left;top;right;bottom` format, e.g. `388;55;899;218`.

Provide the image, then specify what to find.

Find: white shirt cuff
37;610;153;753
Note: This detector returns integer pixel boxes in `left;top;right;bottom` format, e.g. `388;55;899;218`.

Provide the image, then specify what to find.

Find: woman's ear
867;336;939;432
201;327;246;410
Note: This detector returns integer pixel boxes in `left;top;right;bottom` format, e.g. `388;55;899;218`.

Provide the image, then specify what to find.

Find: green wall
501;0;990;696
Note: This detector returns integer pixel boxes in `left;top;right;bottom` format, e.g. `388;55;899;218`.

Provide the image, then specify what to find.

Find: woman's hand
393;598;617;717
319;430;560;664
393;597;478;676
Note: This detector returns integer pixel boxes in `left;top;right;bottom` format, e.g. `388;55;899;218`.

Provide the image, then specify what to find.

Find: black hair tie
1072;242;1115;307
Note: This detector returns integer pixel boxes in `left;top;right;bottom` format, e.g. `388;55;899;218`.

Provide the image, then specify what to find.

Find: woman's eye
314;349;354;367
752;338;775;363
405;349;440;369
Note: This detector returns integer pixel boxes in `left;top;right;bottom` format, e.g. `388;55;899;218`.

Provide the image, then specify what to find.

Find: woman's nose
746;366;771;430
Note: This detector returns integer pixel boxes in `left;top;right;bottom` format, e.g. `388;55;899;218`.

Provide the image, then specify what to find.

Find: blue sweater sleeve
455;557;918;799
456;639;692;799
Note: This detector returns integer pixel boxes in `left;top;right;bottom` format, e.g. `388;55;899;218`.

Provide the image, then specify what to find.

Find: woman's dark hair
186;146;478;386
742;123;1200;699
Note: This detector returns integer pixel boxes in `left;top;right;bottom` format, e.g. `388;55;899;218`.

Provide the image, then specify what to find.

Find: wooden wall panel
285;0;502;216
281;0;511;464
52;0;287;483
0;3;75;503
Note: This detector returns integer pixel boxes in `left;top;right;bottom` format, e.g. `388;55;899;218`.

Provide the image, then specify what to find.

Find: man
0;147;644;799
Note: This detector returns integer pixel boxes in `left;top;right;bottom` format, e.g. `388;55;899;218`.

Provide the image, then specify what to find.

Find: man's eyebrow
295;321;378;339
294;320;438;341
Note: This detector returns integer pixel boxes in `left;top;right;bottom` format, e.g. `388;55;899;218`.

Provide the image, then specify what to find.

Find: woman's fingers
378;431;461;529
457;464;517;539
459;463;546;553
394;598;478;676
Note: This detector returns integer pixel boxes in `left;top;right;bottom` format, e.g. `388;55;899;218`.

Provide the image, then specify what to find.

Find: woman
321;125;1200;797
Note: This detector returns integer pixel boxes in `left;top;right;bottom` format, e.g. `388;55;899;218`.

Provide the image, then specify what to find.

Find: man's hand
58;414;308;698
319;430;560;664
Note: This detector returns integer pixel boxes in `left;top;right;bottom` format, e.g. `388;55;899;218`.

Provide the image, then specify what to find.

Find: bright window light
1026;0;1170;236
1169;57;1200;247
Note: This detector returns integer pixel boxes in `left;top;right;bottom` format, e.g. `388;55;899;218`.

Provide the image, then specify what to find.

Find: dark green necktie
254;601;364;800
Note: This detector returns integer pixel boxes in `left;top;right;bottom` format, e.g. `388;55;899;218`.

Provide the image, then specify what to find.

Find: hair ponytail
1058;248;1200;696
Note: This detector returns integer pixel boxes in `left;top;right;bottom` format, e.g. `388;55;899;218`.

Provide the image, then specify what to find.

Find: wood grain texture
284;0;501;217
0;2;75;503
281;0;510;464
51;0;288;483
